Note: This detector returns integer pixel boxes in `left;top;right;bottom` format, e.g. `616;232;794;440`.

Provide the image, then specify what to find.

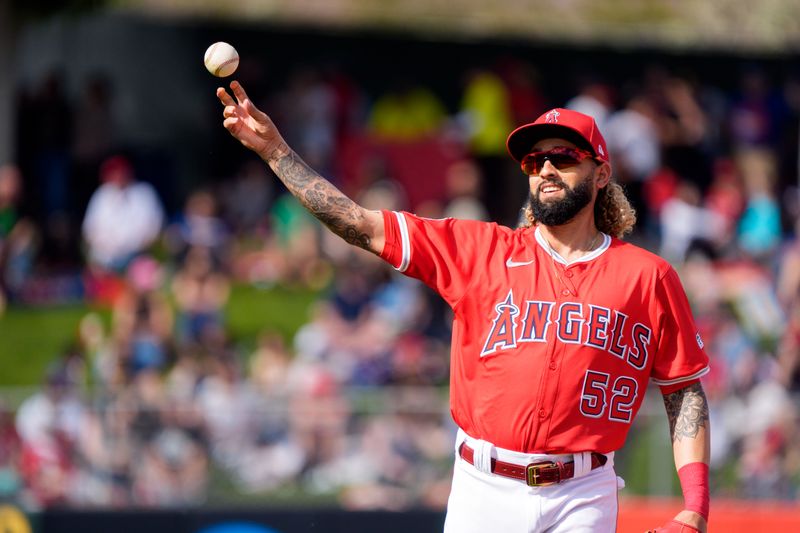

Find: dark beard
530;175;593;226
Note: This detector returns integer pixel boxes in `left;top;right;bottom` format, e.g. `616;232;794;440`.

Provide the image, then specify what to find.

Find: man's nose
539;159;558;178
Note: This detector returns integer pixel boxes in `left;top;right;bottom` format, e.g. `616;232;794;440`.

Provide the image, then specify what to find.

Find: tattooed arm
660;381;711;532
217;81;385;254
664;381;710;467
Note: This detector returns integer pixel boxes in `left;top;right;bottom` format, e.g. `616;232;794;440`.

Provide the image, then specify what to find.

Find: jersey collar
534;226;611;266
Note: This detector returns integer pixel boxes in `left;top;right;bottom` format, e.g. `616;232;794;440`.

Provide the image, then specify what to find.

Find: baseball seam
204;43;219;63
214;57;239;77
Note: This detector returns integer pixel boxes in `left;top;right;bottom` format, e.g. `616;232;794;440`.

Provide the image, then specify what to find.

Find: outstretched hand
216;80;288;161
645;512;705;533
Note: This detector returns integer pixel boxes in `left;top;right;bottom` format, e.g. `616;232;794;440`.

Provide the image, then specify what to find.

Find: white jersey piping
650;366;710;386
394;211;411;272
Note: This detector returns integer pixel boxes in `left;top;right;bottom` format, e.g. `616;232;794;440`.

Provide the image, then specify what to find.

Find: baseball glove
646;519;702;533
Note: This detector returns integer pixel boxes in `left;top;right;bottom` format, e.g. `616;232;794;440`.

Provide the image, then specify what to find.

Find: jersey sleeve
651;266;711;389
379;210;494;306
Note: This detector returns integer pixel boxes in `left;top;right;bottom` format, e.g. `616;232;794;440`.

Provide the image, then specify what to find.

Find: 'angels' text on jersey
481;290;652;371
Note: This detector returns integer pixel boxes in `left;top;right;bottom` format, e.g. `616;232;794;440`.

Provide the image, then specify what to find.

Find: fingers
219;81;264;121
216;87;236;107
230;80;249;105
223;106;237;119
222;117;240;133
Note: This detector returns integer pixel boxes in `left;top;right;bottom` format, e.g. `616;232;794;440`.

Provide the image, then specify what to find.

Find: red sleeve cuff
379;210;403;270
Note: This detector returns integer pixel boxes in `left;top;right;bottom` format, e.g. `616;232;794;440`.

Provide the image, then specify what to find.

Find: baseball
204;42;239;77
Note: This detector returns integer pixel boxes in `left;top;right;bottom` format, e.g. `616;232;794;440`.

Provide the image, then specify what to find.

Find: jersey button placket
561;267;578;296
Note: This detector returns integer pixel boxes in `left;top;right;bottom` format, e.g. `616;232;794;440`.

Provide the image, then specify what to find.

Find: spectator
735;148;782;258
659;180;725;263
729;67;786;149
0;164;38;307
459;69;514;157
269;193;325;287
286;364;349;479
565;78;613;126
195;354;260;475
134;426;208;506
249;330;292;396
0;401;22;501
15;366;84;507
604;93;661;183
164;189;230;265
776;299;800;396
704;158;746;250
647;70;713;192
368;81;447;141
497;59;546;125
72;399;135;505
171;246;231;346
221;160;274;234
274;68;337;173
112;256;174;375
442;160;489;221
82;155;164;274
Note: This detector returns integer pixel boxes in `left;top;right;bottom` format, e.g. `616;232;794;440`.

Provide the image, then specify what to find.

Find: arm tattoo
271;150;372;250
662;382;709;443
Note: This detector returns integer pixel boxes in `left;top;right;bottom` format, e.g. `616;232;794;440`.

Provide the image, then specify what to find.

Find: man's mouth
539;182;565;195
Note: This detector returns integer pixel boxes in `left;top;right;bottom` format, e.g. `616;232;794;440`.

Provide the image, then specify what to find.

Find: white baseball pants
443;429;622;533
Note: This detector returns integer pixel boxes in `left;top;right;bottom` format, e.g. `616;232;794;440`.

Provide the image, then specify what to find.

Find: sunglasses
520;147;597;176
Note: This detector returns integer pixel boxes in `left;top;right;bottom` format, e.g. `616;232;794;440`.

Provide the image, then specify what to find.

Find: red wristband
678;462;709;520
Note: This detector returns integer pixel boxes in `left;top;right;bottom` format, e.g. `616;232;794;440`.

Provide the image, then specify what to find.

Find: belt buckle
526;461;558;487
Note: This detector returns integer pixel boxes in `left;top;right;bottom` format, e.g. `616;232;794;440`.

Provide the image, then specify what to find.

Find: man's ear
595;162;611;189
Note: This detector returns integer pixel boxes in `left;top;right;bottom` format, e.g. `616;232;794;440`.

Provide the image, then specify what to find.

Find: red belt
459;442;607;487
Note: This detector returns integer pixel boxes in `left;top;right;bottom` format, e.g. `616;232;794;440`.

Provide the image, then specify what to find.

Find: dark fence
38;509;446;533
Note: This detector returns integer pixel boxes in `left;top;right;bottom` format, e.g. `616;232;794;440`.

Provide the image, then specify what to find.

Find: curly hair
521;181;637;238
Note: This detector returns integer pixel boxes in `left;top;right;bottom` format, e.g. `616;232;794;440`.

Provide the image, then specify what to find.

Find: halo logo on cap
506;107;610;163
545;109;560;123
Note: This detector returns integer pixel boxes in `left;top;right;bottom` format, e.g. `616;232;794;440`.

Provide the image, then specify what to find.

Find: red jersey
380;211;710;454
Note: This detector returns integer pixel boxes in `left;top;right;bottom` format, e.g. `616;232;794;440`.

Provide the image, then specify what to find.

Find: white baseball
204;42;239;77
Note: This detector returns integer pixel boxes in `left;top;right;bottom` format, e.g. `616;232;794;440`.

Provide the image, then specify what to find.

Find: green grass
0;284;321;387
0;304;93;386
225;284;320;350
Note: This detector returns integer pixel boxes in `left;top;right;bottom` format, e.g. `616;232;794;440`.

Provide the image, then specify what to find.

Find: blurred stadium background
1;1;800;531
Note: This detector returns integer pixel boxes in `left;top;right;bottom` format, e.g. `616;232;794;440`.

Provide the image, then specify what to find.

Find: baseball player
217;80;711;533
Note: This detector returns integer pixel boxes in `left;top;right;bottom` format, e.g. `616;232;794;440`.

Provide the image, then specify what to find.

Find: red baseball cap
100;155;134;183
506;108;609;164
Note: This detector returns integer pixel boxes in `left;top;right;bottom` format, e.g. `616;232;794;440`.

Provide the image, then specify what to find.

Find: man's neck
538;216;602;263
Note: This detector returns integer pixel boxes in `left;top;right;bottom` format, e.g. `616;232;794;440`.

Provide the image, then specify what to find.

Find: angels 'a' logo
598;144;605;156
545;109;560;123
481;290;520;356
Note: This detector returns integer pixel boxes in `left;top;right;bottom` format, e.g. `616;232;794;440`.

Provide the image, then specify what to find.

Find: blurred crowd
1;54;800;509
